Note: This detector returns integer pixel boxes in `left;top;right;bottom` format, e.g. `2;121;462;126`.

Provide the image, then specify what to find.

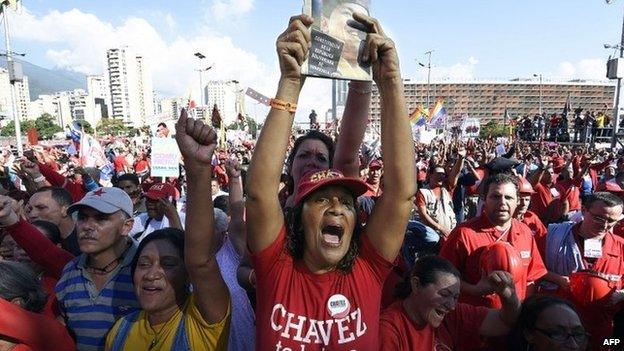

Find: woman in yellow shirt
106;111;231;350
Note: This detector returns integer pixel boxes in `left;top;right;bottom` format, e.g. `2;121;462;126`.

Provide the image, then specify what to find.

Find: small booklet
301;0;372;81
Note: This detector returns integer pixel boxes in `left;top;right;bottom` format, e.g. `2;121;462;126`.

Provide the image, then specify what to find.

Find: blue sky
8;0;624;120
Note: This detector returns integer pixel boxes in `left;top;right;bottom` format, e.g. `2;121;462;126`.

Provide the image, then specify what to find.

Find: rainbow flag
428;99;447;126
409;105;429;126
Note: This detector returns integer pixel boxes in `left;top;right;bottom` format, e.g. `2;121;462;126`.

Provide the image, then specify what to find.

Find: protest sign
151;138;181;178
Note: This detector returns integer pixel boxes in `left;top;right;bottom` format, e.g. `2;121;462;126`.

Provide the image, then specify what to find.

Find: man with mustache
55;187;140;351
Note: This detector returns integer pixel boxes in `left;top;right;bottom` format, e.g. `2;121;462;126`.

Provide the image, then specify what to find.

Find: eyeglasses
587;211;621;227
533;327;589;344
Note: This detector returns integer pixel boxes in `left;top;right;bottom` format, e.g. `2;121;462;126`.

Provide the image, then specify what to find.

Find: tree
71;119;94;134
479;120;508;139
0;119;36;137
96;118;127;136
35;114;63;140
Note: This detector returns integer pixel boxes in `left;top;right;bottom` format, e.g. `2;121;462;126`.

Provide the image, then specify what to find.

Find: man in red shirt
542;192;624;349
595;182;624;238
440;173;547;308
514;177;547;256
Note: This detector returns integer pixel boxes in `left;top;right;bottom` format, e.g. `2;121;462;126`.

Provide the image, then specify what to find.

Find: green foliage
479;120;508;139
1;119;36;137
35;114;63;140
97;118;128;136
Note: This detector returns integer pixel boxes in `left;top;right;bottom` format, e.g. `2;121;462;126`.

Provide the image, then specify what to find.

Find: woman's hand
276;15;313;83
353;13;400;84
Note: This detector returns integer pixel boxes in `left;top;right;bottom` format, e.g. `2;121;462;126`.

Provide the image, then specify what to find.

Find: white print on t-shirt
550;187;560;198
271;303;367;348
520;251;531;259
326;294;350;319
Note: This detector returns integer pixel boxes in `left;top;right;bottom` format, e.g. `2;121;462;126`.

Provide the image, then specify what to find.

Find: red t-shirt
530;182;556;216
379;300;488;351
521;211;548;258
464;168;485;196
555;178;582;212
440;215;547;308
613;221;624;238
113;155;129;172
134;159;149;173
250;225;393;350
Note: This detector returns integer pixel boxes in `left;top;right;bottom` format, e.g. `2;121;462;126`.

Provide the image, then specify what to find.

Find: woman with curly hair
245;12;415;351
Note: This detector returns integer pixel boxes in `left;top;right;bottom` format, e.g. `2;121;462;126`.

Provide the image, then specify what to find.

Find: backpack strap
109;310;141;351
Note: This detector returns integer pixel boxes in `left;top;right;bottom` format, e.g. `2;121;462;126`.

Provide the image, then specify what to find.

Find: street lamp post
194;52;207;106
533;74;543;116
2;3;22;156
606;0;624;149
418;50;434;108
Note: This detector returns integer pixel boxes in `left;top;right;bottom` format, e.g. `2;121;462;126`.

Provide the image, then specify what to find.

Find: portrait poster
301;0;372;81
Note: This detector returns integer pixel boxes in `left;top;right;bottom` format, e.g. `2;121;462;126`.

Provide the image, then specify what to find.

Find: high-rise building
29;90;101;129
86;75;111;118
106;47;154;127
0;69;30;121
369;79;616;131
204;80;240;126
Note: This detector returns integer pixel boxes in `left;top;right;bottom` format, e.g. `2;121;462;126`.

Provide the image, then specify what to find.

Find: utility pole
606;0;624;149
533;73;543;116
2;1;22;155
418;50;434;108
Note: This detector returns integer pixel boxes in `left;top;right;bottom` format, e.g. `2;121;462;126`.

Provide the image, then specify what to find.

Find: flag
428;99;447;126
408;105;428;126
563;92;571;117
79;133;107;167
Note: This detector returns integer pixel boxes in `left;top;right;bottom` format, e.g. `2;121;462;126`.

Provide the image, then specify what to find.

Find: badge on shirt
520;251;531;259
584;238;603;258
550;187;560;198
327;294;351;319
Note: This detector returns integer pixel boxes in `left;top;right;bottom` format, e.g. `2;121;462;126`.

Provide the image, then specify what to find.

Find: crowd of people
515;108;622;144
0;12;624;351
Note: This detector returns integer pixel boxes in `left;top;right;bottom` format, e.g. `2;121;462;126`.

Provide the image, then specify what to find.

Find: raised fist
175;109;218;168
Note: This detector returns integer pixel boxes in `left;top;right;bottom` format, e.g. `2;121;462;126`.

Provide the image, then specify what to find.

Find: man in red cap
440;173;547;308
129;182;183;241
363;158;383;197
542;192;624;349
514;177;547;257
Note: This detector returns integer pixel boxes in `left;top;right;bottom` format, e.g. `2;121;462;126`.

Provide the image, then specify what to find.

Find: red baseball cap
517;176;535;195
294;169;369;205
369;159;383;170
145;183;176;200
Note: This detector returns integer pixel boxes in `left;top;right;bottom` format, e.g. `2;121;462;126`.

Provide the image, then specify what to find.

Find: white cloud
8;7;329;123
413;56;479;81
210;0;254;21
555;59;606;80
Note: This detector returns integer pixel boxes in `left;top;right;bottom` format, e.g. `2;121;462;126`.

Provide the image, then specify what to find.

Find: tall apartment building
87;74;111;118
29;90;101;129
0;69;30;121
106;47;154;127
204;80;240;126
369;79;616;131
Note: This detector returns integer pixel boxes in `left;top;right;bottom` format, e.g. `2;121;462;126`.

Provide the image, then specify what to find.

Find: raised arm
175;110;229;323
333;81;371;178
246;15;313;253
224;158;246;257
357;13;416;262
